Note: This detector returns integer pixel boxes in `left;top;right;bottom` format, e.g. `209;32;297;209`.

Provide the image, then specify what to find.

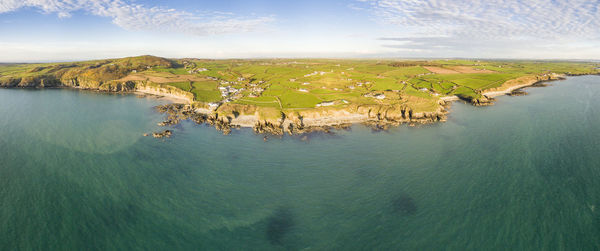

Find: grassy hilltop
1;56;599;120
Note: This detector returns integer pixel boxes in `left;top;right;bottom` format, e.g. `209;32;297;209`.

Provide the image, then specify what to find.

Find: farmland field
1;56;598;116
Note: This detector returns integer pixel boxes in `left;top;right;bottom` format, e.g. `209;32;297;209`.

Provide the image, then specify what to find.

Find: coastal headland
1;56;598;135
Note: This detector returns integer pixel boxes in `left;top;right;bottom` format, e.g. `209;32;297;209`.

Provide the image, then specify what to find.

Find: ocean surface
1;76;600;250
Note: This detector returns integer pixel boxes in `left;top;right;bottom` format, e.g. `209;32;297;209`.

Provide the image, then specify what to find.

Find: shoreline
154;73;575;135
0;73;591;136
482;74;565;97
482;82;537;97
134;90;192;104
440;73;566;103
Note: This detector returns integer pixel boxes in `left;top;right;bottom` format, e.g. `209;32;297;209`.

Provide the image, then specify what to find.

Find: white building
316;101;335;107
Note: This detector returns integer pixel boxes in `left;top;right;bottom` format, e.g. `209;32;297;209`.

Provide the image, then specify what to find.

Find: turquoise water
1;76;600;250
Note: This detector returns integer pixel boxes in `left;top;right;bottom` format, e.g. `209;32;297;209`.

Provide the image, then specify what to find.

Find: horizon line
2;55;599;64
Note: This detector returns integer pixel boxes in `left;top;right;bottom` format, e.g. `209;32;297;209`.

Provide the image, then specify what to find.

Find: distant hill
114;55;175;69
0;55;177;89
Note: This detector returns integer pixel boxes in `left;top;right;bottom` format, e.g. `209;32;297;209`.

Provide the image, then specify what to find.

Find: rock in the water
508;89;528;96
152;130;172;138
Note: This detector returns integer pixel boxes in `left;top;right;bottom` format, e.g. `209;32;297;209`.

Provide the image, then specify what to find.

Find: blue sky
0;0;599;61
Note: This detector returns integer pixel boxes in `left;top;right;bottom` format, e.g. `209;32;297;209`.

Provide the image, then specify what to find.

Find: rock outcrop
154;101;449;136
152;130;172;138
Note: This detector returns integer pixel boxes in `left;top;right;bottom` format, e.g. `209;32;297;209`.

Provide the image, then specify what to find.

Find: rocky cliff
154;101;449;136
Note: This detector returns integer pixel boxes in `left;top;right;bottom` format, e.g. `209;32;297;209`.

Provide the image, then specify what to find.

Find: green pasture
2;56;599;114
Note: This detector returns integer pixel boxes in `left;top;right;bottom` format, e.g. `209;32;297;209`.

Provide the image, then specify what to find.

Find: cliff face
0;73;194;105
0;56;196;103
291;104;447;127
152;99;450;136
0;75;62;88
0;74;125;90
193;102;450;135
0;55;175;88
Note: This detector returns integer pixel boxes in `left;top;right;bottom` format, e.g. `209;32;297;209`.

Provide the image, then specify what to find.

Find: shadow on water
392;193;417;215
266;207;294;245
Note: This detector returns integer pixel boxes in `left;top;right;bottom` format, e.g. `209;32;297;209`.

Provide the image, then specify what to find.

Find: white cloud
0;0;274;35
359;0;600;58
361;0;600;39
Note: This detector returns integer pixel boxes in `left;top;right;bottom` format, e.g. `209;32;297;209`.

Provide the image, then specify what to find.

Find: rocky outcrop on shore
454;94;495;106
155;104;235;134
507;89;528;96
153;101;449;136
471;96;495;106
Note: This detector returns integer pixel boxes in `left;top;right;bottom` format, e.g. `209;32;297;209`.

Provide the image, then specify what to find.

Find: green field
191;81;221;103
1;56;598;114
165;82;192;92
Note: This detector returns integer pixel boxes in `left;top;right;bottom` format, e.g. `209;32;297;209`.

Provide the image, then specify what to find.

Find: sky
0;0;599;62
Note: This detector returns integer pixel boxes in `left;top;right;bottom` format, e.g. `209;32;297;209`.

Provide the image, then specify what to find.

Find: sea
1;76;599;250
